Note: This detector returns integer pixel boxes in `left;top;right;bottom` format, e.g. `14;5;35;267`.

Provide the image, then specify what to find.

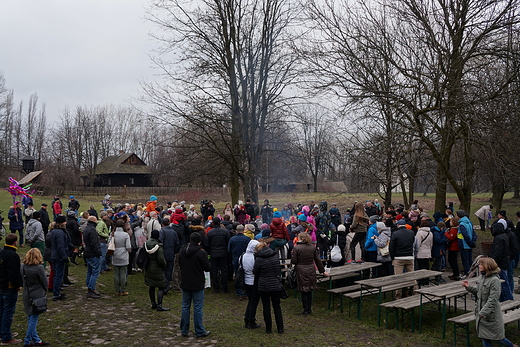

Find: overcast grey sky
0;0;157;121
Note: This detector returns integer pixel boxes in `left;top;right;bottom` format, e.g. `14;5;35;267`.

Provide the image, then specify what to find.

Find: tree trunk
434;165;448;214
491;181;507;212
514;182;520;199
230;168;240;205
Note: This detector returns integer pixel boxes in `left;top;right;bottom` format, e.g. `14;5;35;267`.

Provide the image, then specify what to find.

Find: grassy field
1;190;520;345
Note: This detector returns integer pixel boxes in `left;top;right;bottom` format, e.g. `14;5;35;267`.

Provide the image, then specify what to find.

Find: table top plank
316;262;381;278
355;269;443;288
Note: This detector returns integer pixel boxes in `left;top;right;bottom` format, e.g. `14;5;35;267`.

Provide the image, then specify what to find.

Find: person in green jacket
462;257;517;347
144;230;169;312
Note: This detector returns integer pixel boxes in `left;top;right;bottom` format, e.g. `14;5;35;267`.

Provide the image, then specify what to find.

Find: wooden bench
327;284;361;312
447;300;520;347
380;294;442;331
343;281;417;318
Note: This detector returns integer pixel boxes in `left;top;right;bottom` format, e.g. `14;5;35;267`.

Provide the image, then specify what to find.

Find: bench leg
340;295;343;313
465;324;470;347
453;323;457;346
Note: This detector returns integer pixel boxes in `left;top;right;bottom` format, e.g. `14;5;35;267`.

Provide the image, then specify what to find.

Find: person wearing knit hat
25;211;45;263
50;215;71;301
228;224;250;300
373;221;392;276
178;225;211;338
273;211;282;219
144;228;170;311
244;224;256;239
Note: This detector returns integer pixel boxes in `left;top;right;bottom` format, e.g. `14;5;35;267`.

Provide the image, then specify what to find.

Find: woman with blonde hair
463;257;517;347
349;202;369;261
292;232;329;315
21;248;49;346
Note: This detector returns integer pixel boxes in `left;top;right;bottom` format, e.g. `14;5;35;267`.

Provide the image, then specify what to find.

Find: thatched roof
93;153;152;175
18;171;43;185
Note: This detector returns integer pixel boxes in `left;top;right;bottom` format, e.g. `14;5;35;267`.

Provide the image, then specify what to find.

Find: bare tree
144;0;299;203
306;0;519;212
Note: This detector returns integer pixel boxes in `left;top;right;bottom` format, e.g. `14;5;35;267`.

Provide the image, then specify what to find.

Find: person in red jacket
445;218;461;280
269;211;290;260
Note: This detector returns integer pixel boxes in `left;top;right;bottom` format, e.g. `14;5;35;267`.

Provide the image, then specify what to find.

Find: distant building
86;153;153;187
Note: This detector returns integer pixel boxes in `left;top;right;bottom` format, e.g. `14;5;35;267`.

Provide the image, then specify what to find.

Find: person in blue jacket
364;215;380;277
8;202;24;247
432;221;447;282
457;210;477;276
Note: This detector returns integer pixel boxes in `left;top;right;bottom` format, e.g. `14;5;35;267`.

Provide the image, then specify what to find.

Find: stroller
460;254;486;281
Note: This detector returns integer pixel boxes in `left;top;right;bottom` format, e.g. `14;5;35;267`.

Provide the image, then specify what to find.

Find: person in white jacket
242;239;260;329
415;219;434;284
474;204;493;231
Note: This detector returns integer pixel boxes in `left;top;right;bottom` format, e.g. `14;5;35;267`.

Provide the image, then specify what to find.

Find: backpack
330;235;342;262
135;244;148;269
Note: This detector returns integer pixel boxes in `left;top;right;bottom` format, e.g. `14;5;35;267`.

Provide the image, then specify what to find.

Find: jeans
210;257;227;292
460;249;472;275
260;290;283;332
85;257;101;291
482;337;514;347
24;314;41;345
180;289;206;337
99;242;109;271
113;265;127;293
507;260;515;295
499;269;514;302
0;289;18;342
52;259;66;297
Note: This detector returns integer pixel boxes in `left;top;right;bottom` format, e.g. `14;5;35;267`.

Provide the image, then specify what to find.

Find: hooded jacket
242;240;259;286
269;218;290;240
144;238;167;288
228;233;250;267
253;247;282;293
374;226;392;262
465;267;504;340
159;225;180;262
490;223;510;270
25;218;44;244
415;226;433;259
178;242;211;291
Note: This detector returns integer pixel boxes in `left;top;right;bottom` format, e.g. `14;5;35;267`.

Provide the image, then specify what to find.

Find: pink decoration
4;177;34;204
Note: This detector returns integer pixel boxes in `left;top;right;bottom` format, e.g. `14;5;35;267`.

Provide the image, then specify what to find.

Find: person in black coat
159;218;180;293
0;234;22;344
207;218;231;293
38;204;51;237
50;216;71;301
490;222;513;302
253;242;284;334
178;232;211;338
66;211;81;265
83;217;102;299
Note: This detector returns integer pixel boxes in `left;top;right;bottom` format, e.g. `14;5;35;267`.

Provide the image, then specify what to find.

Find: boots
71;252;79;265
156;289;170;311
245;319;260;329
87;288;101;299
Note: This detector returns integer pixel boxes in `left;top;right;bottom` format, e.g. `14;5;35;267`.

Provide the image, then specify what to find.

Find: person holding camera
201;200;215;222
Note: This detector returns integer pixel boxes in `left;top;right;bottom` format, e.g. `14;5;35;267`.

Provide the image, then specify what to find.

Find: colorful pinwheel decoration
5;177;34;205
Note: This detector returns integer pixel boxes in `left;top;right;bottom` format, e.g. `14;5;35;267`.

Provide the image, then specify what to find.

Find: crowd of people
1;195;520;345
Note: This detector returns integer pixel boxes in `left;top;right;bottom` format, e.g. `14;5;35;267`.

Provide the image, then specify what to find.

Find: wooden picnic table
316;262;382;310
414;277;478;338
355;269;443;325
